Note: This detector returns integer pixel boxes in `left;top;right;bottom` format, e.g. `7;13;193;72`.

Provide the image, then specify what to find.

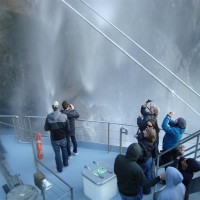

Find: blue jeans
66;135;78;156
120;192;142;200
139;156;153;194
51;138;68;172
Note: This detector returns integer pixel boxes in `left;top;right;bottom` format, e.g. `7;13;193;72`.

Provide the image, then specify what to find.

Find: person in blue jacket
161;112;186;167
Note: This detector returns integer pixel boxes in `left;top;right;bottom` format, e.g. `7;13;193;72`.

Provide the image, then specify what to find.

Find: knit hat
177;117;186;129
186;158;200;172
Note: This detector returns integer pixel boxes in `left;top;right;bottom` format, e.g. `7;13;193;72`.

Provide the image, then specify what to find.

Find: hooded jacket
162;115;185;150
114;143;161;196
157;167;185;200
44;110;69;141
172;157;200;200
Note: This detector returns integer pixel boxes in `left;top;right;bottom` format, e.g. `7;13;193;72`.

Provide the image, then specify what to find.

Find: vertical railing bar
26;116;39;171
107;122;110;153
194;135;200;159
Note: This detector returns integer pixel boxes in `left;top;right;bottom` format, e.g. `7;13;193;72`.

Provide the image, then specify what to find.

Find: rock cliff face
0;0;32;13
0;0;200;133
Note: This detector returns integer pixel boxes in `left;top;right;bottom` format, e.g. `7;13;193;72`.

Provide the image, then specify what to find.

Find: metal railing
1;115;200;198
157;130;200;170
0;115;74;200
155;129;200;193
0;115;21;140
23;116;138;153
35;159;74;200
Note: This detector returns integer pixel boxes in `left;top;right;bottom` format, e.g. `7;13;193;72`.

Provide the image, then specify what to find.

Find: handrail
1;115;200;198
24;117;74;200
24;115;138;153
0;115;21;141
156;130;200;171
36;159;74;200
0;116;74;200
79;0;200;101
0;115;19;118
155;129;200;192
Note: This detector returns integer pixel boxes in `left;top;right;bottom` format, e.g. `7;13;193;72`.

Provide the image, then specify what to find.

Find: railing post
26;116;39;171
119;127;128;154
12;116;21;141
194;134;200;159
107;123;110;153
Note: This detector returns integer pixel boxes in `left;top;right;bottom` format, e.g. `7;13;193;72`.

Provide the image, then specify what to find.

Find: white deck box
81;161;117;200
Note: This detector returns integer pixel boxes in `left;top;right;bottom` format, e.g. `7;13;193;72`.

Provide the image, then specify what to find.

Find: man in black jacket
61;101;80;157
44;101;69;172
114;143;164;200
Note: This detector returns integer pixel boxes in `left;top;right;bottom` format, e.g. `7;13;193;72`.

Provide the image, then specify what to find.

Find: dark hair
148;119;160;135
62;101;70;109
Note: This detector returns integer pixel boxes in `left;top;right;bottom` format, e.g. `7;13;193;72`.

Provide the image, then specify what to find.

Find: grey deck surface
0;133;199;200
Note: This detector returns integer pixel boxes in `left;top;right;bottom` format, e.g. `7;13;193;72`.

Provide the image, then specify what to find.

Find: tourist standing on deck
137;127;157;195
114;143;164;200
157;166;185;200
137;99;160;133
171;149;200;200
161;112;186;166
44;101;69;172
136;118;160;179
61;101;80;158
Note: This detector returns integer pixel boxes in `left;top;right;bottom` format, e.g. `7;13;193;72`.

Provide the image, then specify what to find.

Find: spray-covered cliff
1;0;200;133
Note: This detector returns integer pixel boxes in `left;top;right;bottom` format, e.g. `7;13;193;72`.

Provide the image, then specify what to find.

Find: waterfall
11;0;200;133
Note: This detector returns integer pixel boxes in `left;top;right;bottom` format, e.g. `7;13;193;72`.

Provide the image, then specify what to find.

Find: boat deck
0;131;199;200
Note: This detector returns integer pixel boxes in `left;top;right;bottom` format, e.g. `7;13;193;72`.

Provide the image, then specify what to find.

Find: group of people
114;99;200;200
44;100;79;173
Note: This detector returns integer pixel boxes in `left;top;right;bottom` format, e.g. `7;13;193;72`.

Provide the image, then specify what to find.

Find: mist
8;0;200;134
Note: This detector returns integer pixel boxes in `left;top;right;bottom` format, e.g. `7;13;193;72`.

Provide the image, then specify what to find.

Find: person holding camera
61;101;80;158
160;112;186;167
137;99;160;132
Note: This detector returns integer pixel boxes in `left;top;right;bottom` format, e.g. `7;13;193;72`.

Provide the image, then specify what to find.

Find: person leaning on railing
160;112;186;168
171;145;200;200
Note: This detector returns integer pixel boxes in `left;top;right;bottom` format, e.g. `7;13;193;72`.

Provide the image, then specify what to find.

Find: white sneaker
68;156;72;159
72;152;78;156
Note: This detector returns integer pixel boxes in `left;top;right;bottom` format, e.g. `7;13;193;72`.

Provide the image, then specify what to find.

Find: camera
146;99;152;103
